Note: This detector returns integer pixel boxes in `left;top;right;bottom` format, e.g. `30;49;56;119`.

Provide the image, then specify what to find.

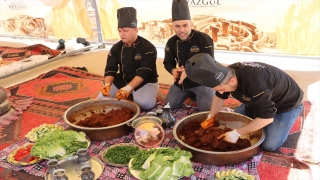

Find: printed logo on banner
9;2;27;10
187;0;222;7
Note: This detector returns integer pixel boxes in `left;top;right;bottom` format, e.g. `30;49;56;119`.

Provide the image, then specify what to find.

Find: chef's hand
177;67;187;84
172;68;180;82
101;83;111;96
217;129;241;143
201;114;215;129
116;85;133;100
172;66;185;82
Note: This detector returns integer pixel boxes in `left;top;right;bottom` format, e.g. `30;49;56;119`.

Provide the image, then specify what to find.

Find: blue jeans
235;103;303;152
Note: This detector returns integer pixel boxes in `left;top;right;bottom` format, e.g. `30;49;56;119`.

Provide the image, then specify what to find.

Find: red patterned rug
0;67;104;151
257;101;316;180
0;44;62;65
0;66;316;180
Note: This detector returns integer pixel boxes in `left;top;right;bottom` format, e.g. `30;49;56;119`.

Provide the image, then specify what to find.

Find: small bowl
134;121;164;148
129;116;163;128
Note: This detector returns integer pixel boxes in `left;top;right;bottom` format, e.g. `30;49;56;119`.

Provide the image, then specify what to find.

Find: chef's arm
163;44;177;74
104;76;114;86
236;117;273;135
236;89;275;135
208;95;226;116
127;76;144;90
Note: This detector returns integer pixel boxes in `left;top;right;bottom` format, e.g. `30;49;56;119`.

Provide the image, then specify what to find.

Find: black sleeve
198;33;214;58
163;39;177;75
136;43;157;80
104;45;119;77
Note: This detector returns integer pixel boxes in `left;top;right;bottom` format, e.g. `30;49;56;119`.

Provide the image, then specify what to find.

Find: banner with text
0;0;319;56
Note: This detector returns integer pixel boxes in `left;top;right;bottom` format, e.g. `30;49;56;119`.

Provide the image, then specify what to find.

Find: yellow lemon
230;169;237;176
225;170;231;176
215;171;221;179
220;170;226;177
235;170;243;176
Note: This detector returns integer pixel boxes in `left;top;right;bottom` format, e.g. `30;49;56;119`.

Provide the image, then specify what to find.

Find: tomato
13;144;35;162
26;144;33;150
27;156;36;163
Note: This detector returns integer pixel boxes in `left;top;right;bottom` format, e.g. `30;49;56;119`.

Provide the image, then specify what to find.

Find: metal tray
45;156;104;180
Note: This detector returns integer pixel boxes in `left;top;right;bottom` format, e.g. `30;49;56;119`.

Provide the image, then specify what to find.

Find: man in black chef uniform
184;53;304;152
163;0;215;111
97;7;159;111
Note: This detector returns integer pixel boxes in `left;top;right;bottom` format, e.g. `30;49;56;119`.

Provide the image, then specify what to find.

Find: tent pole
91;0;105;48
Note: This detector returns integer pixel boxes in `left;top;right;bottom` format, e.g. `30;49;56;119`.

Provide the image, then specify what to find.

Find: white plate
128;158;142;179
25;124;64;142
7;143;43;166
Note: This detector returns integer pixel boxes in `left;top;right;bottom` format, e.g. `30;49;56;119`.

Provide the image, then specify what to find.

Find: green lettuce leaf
31;129;88;159
130;147;195;180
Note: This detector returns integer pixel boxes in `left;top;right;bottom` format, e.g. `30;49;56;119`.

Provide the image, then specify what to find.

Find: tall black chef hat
185;53;229;88
172;0;191;21
117;7;137;28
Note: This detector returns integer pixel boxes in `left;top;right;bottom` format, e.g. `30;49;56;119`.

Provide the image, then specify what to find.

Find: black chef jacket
163;29;214;90
104;36;158;90
216;62;304;119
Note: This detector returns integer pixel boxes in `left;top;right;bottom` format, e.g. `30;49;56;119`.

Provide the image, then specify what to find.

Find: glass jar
78;165;95;180
133;120;164;148
52;168;68;180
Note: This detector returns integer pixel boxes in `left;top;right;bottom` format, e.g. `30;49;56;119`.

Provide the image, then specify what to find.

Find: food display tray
45;156;104;180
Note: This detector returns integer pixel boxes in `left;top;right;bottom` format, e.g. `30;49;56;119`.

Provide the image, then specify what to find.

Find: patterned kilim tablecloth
0;104;262;180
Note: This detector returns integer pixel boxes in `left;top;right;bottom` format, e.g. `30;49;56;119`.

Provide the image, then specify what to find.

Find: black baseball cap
185;53;228;88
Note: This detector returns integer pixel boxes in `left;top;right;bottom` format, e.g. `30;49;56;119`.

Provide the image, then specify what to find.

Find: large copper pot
173;111;265;166
63;98;140;141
